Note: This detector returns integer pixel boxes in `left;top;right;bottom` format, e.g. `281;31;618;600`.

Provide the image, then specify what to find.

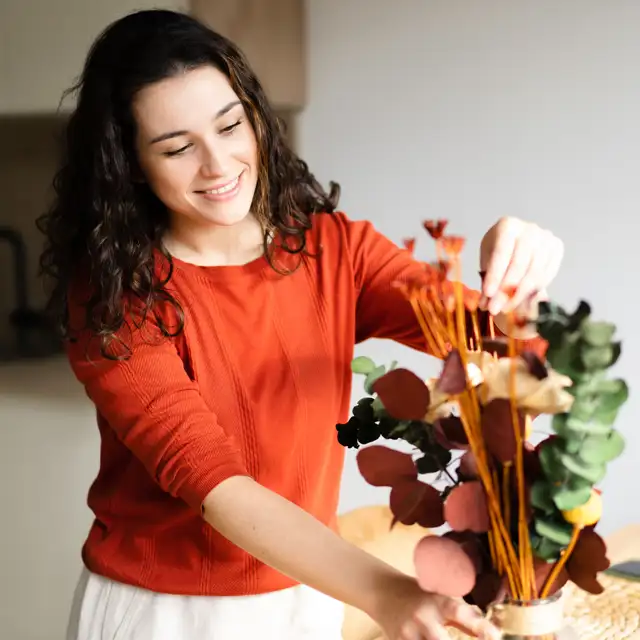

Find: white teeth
203;176;239;195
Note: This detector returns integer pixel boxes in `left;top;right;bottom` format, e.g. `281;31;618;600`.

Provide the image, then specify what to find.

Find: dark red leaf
523;442;542;483
566;529;610;595
356;446;417;487
481;399;525;463
435;417;468;450
534;559;569;596
481;338;509;358
390;480;444;528
469;571;506;610
414;535;476;597
372;368;431;421
437;349;467;395
535;435;558;454
520;351;548;380
458;451;479;479
444;531;484;574
444;482;490;533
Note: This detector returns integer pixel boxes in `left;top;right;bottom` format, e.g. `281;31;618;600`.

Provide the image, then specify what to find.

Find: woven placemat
563;573;640;640
448;573;640;639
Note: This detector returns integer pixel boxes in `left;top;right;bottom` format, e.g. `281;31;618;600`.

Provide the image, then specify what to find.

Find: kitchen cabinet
1;0;304;115
190;0;306;110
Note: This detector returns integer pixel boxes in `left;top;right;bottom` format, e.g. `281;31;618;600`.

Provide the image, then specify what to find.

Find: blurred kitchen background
1;1;640;638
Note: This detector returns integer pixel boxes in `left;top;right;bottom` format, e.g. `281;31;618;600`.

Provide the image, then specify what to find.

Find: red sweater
66;212;545;596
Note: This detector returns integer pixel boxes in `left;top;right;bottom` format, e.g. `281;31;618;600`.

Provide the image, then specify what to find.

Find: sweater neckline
170;250;271;282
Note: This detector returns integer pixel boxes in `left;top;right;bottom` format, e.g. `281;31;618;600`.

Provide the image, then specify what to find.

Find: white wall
0;0;188;114
299;0;640;536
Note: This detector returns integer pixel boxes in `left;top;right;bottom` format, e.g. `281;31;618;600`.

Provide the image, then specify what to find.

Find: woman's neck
164;213;267;267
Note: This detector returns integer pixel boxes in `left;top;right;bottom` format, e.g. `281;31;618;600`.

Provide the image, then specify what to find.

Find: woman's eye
220;120;242;134
164;144;192;157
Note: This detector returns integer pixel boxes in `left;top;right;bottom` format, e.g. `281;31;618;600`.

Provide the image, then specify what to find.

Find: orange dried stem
409;295;444;358
401;252;535;599
507;311;534;600
487;530;498;570
540;525;582;599
471;309;482;351
456;404;521;593
415;291;450;356
502;463;512;534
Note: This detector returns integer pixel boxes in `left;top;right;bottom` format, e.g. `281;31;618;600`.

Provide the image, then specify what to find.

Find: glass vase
489;592;577;640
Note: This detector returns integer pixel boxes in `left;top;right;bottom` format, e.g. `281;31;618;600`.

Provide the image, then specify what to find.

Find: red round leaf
437;349;467;395
414;535;476;597
372;368;431;421
534;559;569;596
520;351;548;380
481;337;509;358
470;571;507;611
523;442;542;483
444;531;484;574
458;451;479;479
481;399;525;463
435;417;469;450
566;529;610;595
444;482;490;533
390;480;444;528
356;445;417;487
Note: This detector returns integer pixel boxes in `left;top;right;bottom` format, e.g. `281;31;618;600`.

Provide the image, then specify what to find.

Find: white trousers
67;568;345;640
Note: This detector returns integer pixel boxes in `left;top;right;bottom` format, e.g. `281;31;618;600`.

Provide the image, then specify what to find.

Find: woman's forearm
201;475;407;618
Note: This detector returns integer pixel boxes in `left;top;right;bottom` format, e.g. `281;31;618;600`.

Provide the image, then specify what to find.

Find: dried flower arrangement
336;221;627;629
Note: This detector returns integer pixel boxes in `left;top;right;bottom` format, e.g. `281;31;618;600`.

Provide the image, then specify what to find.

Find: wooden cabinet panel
190;0;306;110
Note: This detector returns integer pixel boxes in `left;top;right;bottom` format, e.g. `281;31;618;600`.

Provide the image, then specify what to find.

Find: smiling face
132;65;259;230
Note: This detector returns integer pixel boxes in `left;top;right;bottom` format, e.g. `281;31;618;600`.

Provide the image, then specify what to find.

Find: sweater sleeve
341;213;547;358
65;288;249;513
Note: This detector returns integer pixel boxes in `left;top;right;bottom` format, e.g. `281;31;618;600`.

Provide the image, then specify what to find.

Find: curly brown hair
37;9;339;359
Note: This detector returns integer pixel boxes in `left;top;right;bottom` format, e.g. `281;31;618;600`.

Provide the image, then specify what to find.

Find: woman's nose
200;145;227;178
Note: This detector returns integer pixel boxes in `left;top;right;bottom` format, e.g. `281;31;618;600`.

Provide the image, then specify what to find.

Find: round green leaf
568;395;598;422
551;484;592;511
535;518;573;546
364;365;386;394
597;379;629;414
567;300;592;330
533;535;563;562
564;415;612;436
530;481;555;513
580;344;616;371
560;452;606;484
416;448;452;474
580;321;616;347
351;356;376;375
539;442;566;482
579;431;625;464
371;396;386;417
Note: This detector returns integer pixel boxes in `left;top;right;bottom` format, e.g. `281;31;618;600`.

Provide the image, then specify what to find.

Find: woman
38;9;563;640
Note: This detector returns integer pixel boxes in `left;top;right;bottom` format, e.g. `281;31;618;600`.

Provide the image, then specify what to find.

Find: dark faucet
0;225;60;359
